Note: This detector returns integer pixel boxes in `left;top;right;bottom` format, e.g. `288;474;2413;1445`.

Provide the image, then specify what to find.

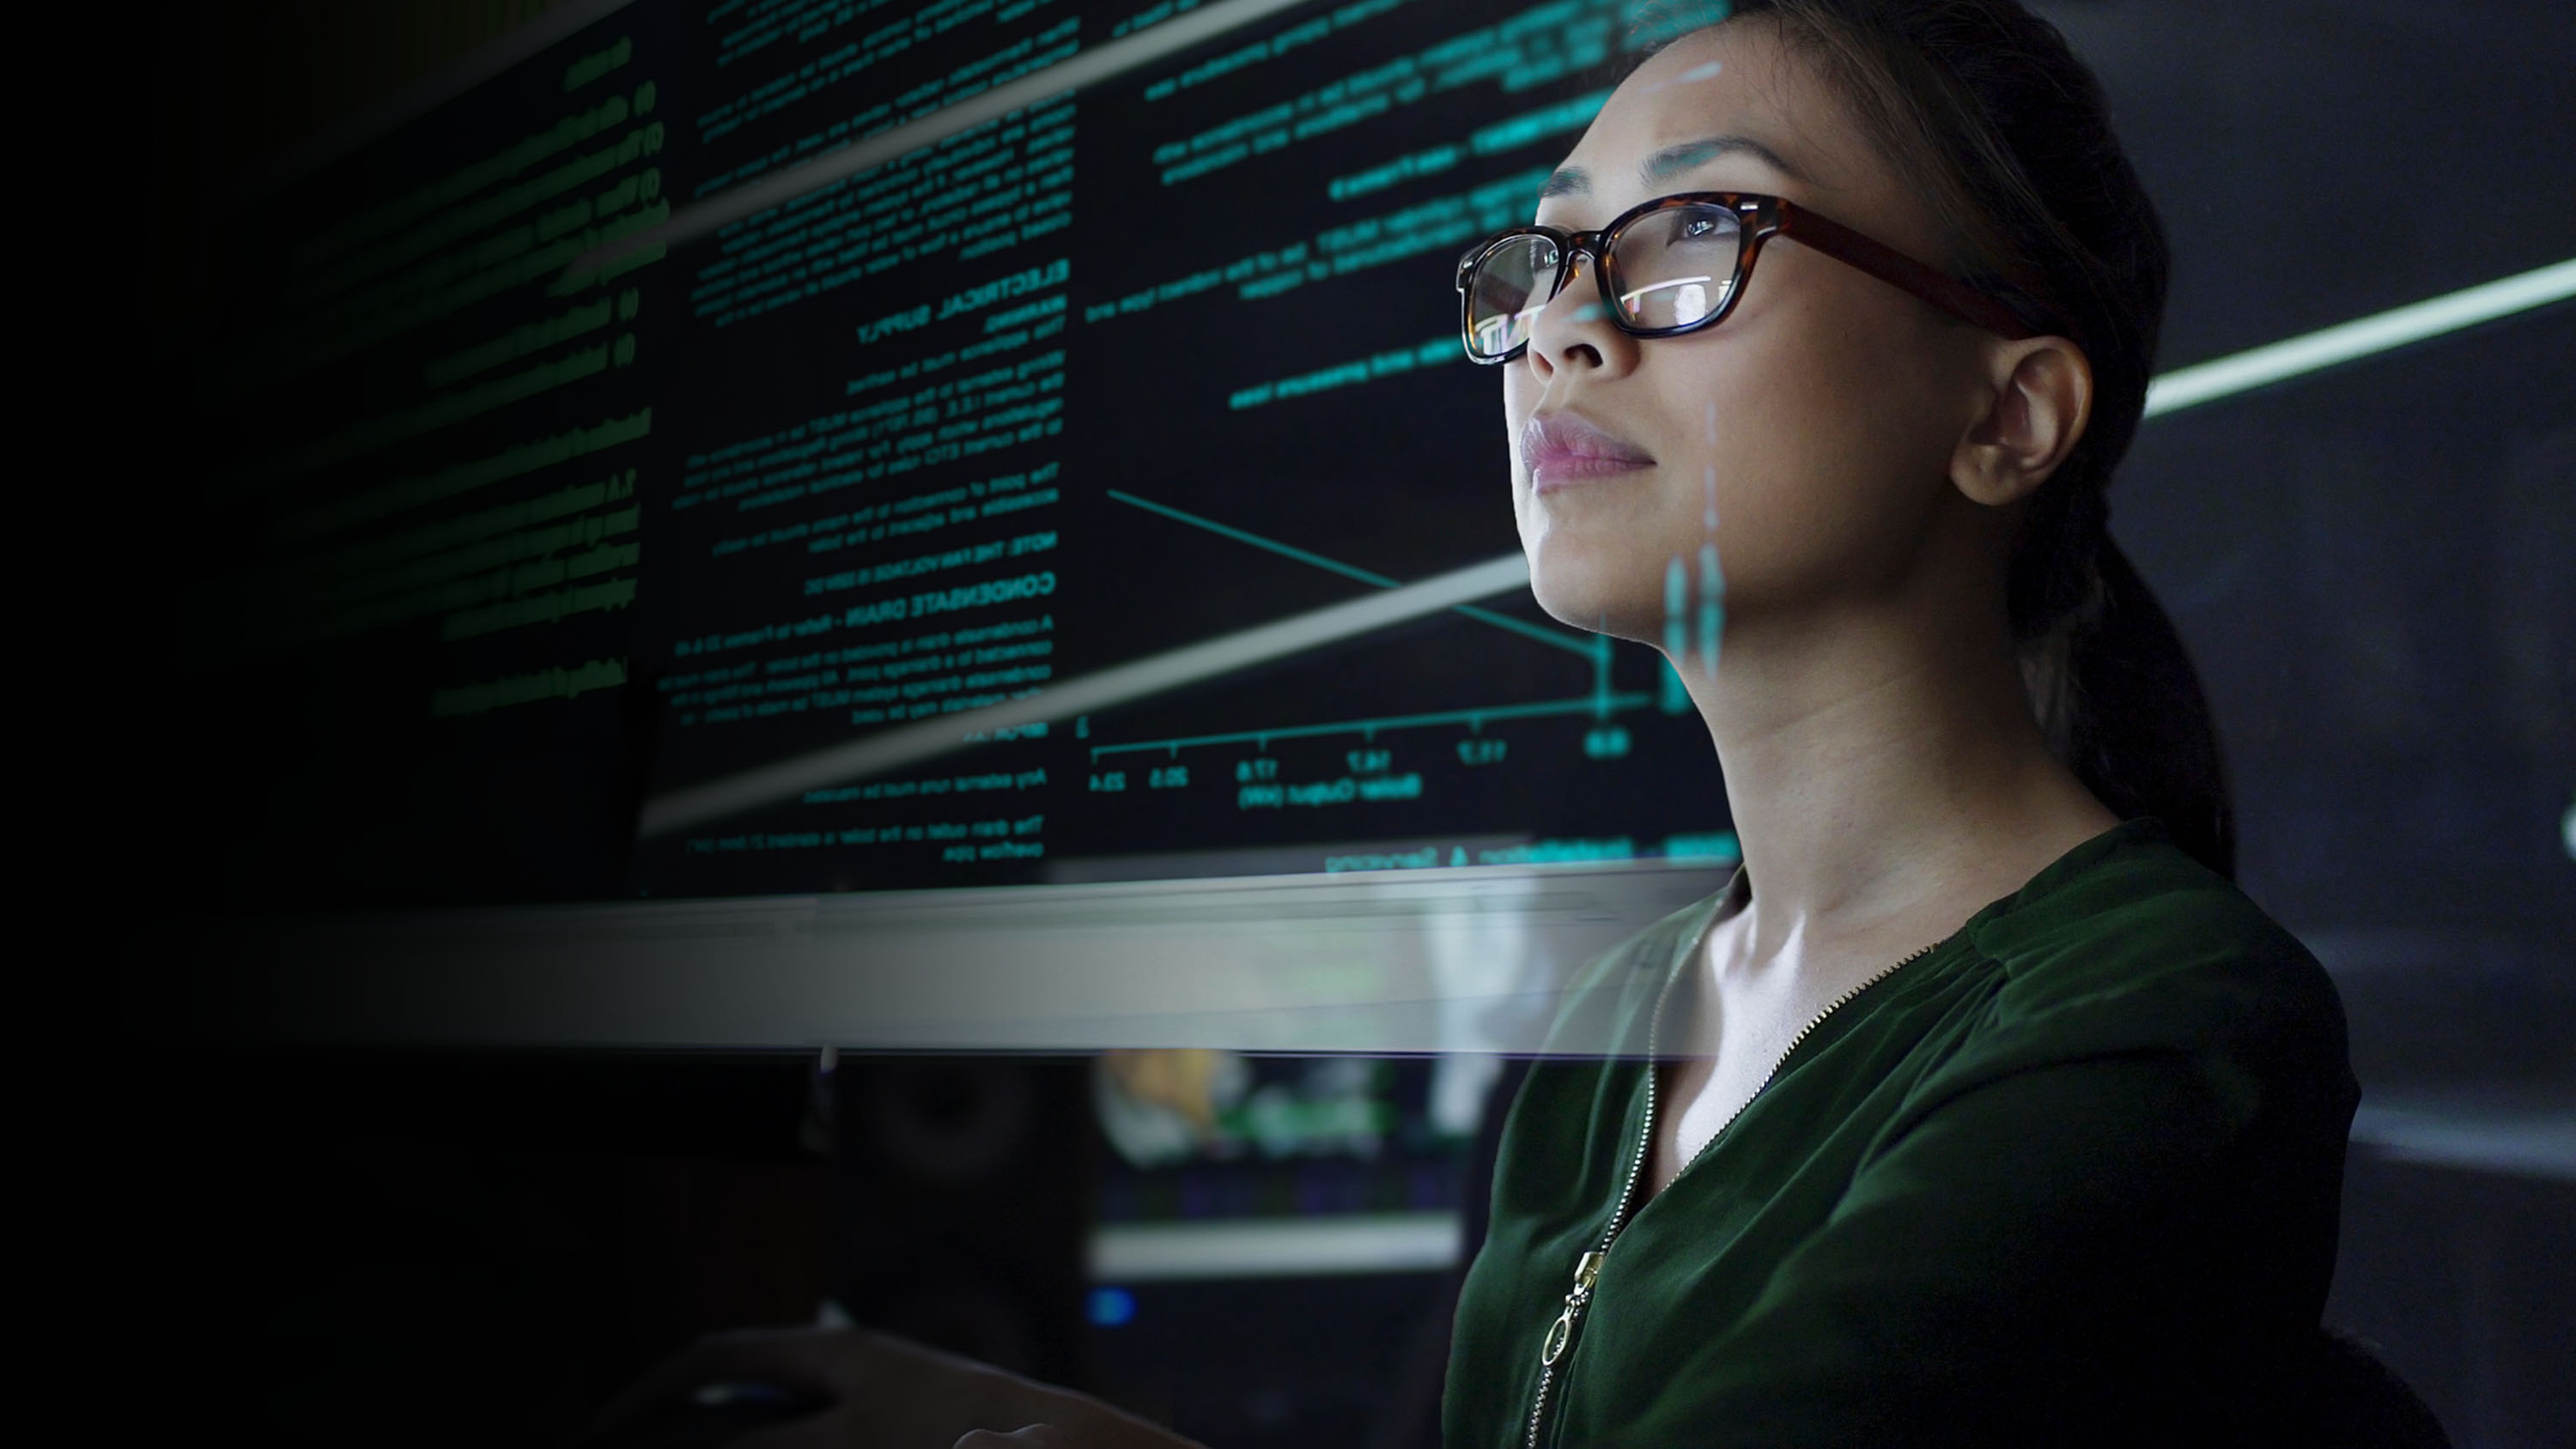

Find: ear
1950;336;2093;507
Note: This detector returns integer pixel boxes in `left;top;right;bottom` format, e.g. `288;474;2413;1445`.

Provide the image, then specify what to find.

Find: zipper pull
1540;1251;1607;1366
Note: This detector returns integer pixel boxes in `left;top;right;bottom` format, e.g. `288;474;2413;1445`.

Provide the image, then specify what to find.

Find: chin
1523;537;1662;643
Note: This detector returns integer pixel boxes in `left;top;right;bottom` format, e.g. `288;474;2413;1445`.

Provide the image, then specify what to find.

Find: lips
1522;411;1655;488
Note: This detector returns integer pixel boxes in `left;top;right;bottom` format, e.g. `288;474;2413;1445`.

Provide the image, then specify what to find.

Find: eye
1660;210;1732;249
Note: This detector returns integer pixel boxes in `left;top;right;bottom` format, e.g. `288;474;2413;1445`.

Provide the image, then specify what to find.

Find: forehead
1547;24;1870;212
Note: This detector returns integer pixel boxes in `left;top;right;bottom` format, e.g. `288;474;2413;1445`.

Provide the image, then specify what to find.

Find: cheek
1697;321;1962;597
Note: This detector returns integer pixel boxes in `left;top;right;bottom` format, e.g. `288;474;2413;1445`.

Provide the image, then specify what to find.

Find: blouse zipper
1520;935;1943;1449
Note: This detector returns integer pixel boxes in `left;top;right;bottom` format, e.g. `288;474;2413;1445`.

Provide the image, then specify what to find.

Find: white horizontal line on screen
1088;1211;1463;1281
2142;257;2576;416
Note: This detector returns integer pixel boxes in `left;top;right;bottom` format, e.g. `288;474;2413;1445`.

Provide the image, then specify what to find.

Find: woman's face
1507;22;1996;653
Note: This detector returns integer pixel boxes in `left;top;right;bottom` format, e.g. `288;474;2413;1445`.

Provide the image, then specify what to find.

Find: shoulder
1948;818;2353;1113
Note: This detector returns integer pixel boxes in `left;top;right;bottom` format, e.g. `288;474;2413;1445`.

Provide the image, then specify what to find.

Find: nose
1527;247;1628;379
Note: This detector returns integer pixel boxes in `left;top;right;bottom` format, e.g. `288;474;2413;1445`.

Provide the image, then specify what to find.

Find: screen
178;0;1753;915
167;0;2572;979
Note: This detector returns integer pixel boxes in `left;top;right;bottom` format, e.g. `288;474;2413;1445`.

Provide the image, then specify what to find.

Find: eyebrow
1540;134;1810;199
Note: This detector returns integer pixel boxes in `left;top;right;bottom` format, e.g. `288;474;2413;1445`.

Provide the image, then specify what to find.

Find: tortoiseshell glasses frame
1454;191;2050;364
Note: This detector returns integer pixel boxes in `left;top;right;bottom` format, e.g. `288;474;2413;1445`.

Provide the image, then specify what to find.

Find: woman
1442;1;2357;1444
590;2;2358;1444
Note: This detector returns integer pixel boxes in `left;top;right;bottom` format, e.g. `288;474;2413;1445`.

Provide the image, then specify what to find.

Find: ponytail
1711;0;2238;877
2026;538;2238;879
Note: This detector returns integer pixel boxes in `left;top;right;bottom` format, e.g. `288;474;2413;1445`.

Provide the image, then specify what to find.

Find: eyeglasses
1454;191;2048;364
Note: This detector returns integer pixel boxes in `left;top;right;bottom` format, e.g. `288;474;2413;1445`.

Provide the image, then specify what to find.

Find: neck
1676;580;2116;965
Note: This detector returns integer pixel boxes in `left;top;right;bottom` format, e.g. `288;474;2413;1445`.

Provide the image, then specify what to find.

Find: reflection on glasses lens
1465;234;1558;359
1611;204;1740;330
1462;205;1746;358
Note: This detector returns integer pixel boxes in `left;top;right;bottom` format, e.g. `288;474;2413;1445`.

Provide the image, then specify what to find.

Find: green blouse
1443;818;2359;1448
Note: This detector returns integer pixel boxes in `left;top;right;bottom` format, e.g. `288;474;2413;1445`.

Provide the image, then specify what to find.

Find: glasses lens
1463;233;1559;358
1610;204;1741;330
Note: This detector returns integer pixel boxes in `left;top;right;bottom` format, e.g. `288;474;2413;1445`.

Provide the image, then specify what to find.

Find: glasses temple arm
1774;202;2046;341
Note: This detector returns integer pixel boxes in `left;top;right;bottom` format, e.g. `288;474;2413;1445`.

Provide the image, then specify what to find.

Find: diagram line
1107;488;1400;588
636;551;1531;838
1453;603;1603;659
1088;692;1658;760
1106;488;1600;661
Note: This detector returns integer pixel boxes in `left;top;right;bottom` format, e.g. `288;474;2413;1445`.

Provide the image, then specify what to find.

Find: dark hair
1662;0;2236;877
